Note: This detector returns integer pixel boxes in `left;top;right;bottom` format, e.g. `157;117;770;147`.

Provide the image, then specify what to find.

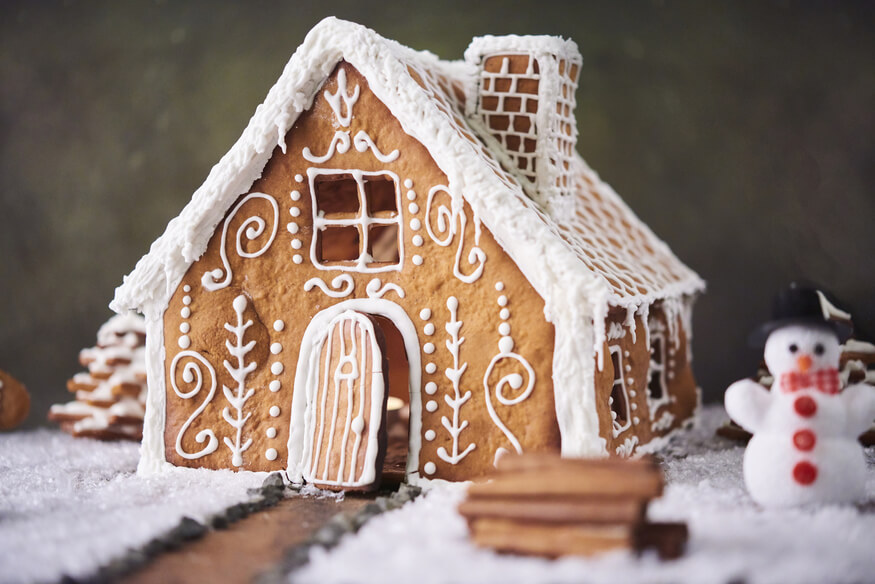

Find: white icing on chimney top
465;35;581;215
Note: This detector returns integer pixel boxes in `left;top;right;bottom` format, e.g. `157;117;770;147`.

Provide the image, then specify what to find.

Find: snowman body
726;325;875;507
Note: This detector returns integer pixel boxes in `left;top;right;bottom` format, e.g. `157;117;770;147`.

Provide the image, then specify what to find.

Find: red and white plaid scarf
779;368;841;394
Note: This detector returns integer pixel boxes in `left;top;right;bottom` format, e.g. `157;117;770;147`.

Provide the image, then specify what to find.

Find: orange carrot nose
797;354;813;373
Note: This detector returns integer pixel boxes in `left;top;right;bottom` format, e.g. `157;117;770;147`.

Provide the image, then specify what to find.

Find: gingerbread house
111;18;704;487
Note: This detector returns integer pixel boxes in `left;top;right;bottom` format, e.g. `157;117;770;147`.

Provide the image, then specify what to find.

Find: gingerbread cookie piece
48;314;148;441
460;453;687;559
0;368;30;430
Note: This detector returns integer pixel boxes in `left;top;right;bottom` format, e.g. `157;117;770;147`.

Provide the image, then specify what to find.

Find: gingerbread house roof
112;17;703;456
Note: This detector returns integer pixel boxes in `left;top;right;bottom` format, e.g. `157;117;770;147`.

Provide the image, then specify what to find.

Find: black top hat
748;282;853;347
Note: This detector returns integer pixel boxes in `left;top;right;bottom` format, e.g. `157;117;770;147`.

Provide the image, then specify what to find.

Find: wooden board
122;496;371;584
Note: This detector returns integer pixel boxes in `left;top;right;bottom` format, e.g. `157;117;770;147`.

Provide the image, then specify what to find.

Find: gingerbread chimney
465;35;581;212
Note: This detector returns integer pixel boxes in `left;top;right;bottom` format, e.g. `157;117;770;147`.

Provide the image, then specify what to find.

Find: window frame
608;344;632;438
308;168;403;273
646;322;670;420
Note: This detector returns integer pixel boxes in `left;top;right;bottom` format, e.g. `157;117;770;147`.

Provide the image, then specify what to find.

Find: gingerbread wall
161;62;560;481
593;303;698;456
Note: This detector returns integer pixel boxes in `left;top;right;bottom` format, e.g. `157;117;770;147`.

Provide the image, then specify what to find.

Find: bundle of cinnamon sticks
459;453;687;559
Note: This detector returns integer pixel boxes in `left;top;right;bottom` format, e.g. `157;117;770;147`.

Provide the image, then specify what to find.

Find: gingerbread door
302;310;389;490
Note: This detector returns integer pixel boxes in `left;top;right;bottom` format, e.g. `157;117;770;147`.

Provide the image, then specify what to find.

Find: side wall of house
593;300;698;456
159;63;560;481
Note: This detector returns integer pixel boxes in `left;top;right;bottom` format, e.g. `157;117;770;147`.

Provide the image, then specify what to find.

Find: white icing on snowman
725;325;875;507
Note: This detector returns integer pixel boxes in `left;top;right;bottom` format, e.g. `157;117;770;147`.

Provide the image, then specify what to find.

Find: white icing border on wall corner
137;308;170;476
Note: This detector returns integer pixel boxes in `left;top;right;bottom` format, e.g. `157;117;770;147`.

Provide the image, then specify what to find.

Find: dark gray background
2;1;873;428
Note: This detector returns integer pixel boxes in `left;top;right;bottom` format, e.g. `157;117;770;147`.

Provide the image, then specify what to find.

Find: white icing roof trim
113;17;704;460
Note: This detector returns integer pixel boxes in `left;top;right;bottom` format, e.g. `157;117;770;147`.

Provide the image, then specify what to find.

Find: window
647;326;670;419
310;170;402;271
609;345;631;437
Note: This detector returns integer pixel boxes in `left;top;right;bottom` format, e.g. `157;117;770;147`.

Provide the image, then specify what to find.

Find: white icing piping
365;278;405;300
304;275;355;298
287;299;422;482
220;295;257;466
324;67;360;126
307;168;404;274
169;350;219;460
201;193;279;292
435;296;476;466
301;311;384;487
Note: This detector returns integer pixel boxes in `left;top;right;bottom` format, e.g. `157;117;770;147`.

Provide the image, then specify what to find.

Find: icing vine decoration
221;295;257;466
304;275;355;298
483;300;536;458
202;193;279;292
365;278;405;300
425;185;486;284
436;296;476;465
170;350;219;460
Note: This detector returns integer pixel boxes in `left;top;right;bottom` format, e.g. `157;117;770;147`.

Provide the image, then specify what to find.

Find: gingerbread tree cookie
0;368;30;430
49;314;148;441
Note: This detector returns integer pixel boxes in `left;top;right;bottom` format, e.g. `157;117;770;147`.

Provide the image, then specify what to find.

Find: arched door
301;310;388;490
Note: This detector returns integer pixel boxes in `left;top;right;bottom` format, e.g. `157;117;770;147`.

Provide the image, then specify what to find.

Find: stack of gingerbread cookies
459;454;687;559
48;314;148;441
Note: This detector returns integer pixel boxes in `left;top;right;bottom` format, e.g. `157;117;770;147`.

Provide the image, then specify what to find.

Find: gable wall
160;63;560;481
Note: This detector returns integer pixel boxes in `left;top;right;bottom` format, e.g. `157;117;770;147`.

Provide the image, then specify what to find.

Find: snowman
725;284;875;507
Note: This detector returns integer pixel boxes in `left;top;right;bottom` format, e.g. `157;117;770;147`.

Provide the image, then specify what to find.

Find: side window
310;170;402;271
609;345;631;437
647;326;670;418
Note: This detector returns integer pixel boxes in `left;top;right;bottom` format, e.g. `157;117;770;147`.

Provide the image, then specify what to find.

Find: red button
794;396;817;417
793;461;818;485
793;429;816;451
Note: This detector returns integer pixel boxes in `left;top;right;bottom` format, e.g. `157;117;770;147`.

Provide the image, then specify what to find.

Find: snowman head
764;324;841;377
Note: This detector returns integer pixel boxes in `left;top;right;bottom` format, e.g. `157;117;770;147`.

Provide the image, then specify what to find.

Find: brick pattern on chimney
474;50;581;204
478;54;541;185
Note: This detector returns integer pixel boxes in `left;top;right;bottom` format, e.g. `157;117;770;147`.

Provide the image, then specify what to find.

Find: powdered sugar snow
294;406;875;584
0;429;264;584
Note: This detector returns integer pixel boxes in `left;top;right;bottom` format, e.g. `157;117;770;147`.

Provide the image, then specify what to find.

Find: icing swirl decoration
483;292;535;458
365;278;405;300
302;131;351;163
353;131;399;163
202;193;279;292
304;275;355;298
170;350;219;460
425;185;486;283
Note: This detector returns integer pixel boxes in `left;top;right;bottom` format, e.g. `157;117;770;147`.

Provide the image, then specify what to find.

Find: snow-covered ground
295;407;875;584
1;408;872;584
0;429;264;584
